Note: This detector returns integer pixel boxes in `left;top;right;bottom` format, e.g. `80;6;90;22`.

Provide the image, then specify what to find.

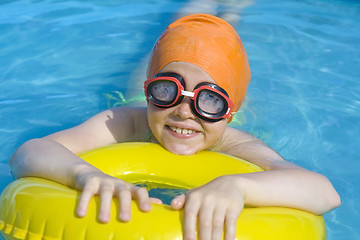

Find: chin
164;143;200;155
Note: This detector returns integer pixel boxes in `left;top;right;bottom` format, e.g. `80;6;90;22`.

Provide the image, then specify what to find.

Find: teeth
170;126;195;135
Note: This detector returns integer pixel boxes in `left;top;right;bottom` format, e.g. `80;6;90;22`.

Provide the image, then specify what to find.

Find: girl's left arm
217;127;341;214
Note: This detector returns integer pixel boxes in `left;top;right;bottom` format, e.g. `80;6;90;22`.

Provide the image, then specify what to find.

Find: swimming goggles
144;72;234;122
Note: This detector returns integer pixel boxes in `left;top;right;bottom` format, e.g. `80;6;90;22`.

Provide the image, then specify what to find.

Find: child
9;14;340;240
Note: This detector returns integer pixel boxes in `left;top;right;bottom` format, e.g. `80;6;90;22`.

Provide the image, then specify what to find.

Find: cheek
147;104;170;134
147;104;168;120
147;104;160;128
203;120;227;139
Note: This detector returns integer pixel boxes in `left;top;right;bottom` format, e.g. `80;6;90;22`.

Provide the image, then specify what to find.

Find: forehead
158;62;216;88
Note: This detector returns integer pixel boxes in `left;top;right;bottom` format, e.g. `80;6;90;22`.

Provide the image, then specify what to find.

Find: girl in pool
9;14;340;240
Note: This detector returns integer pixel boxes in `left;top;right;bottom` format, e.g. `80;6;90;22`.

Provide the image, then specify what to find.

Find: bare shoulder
108;107;150;141
222;127;259;142
45;107;149;153
218;127;295;170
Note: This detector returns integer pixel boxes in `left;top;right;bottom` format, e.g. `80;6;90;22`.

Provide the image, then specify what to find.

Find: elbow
9;138;44;178
326;188;341;213
315;176;341;215
315;193;341;216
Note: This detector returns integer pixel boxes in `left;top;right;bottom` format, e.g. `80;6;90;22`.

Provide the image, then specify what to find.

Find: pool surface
1;0;359;239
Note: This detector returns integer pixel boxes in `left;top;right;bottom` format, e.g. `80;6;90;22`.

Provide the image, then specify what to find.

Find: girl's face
147;61;228;155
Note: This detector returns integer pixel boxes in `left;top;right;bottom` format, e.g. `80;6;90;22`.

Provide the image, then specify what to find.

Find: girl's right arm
9;107;157;223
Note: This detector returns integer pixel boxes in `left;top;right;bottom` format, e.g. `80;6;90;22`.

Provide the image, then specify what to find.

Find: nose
174;97;196;120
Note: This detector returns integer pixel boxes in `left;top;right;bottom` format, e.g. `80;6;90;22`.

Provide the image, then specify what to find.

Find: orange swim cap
148;14;251;111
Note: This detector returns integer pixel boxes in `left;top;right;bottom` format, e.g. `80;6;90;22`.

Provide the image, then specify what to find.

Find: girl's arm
172;127;340;240
219;127;341;213
9;107;157;223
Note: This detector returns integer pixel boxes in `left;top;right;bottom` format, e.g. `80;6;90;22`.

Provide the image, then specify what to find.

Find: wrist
231;173;253;205
70;162;103;189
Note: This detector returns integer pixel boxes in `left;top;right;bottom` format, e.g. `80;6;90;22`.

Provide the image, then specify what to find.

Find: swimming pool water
0;0;359;239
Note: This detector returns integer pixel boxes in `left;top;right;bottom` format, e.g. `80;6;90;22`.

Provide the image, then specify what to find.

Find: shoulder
75;107;147;132
215;126;259;155
216;127;288;170
96;106;147;119
46;107;150;152
98;107;150;141
221;127;259;144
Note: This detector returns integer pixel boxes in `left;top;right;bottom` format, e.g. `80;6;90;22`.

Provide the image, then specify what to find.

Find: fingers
182;188;243;240
150;197;163;204
224;204;243;240
198;203;215;240
211;206;226;240
132;186;152;212
184;198;227;240
76;181;99;218
99;182;114;222
116;186;132;222
183;203;240;240
171;194;186;210
104;184;152;222
183;194;200;240
75;172;154;223
224;212;238;240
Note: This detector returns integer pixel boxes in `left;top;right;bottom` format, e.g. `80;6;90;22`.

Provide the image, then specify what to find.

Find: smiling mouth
169;126;197;135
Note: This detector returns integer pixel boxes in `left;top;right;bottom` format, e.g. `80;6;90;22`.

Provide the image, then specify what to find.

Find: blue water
1;0;359;239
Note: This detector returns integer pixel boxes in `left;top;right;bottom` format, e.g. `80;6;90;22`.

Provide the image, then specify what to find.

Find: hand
75;169;162;223
171;175;244;240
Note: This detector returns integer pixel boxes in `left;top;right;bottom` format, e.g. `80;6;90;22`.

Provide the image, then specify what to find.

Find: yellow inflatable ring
0;142;325;240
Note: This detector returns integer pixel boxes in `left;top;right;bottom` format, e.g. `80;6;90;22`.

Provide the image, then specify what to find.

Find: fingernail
99;213;110;223
120;212;131;222
77;208;86;217
142;203;151;211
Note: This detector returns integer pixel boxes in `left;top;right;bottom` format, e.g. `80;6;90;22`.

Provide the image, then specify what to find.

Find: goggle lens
149;80;178;103
197;90;225;115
